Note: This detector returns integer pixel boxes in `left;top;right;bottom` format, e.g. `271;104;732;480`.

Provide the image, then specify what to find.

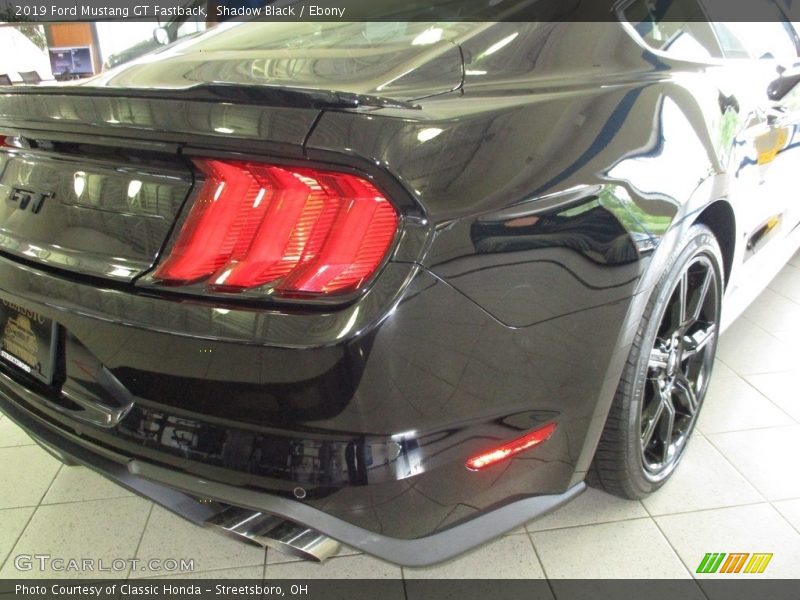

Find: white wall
94;22;159;65
0;26;53;82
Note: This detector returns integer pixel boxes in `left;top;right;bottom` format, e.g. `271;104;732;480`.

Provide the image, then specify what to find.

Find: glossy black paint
91;22;467;101
0;144;191;281
0;17;798;558
0;253;626;538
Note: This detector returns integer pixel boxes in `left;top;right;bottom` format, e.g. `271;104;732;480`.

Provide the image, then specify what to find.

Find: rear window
712;22;799;60
186;21;478;52
622;0;723;59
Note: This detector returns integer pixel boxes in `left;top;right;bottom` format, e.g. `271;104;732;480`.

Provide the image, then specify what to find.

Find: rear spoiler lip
0;82;422;111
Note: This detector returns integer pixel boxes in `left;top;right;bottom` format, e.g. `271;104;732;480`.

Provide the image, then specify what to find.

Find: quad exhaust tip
205;506;341;563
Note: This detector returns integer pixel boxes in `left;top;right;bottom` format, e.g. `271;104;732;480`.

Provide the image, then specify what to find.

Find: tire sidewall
623;225;723;496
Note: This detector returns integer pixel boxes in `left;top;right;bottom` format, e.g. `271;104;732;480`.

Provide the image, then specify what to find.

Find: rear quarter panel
306;21;741;479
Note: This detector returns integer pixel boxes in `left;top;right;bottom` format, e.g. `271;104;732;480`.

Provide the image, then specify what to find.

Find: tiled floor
1;256;800;581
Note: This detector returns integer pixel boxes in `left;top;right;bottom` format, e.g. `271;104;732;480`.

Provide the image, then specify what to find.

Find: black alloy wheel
641;254;718;480
593;224;723;499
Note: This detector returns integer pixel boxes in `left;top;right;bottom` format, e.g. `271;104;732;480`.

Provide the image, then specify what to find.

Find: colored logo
696;553;773;574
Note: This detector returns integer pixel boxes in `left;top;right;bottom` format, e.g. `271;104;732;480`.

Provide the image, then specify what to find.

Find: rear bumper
0;247;638;562
0;378;585;566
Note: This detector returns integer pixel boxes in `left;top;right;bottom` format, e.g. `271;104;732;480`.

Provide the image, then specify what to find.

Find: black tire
593;224;723;499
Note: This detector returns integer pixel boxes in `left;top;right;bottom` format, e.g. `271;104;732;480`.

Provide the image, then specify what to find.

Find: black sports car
1;1;799;565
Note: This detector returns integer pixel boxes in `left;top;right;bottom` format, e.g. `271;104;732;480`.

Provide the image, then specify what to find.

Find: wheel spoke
661;399;676;464
642;390;666;448
683;323;717;359
688;266;713;324
673;374;699;414
678;270;689;328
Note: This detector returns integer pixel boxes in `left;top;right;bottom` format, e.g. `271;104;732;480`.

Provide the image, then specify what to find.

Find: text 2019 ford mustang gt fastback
1;1;799;565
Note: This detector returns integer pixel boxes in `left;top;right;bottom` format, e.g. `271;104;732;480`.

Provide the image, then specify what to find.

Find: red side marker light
465;422;557;471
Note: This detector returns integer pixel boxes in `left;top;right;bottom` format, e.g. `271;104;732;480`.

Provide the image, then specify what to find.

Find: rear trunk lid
0;90;320;282
0;21;469;282
0;138;190;282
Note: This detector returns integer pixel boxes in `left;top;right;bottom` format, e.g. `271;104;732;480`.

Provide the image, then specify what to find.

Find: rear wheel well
694;201;735;286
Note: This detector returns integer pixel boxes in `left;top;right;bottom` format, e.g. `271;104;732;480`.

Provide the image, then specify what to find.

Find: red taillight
465;422;557;471
154;159;399;295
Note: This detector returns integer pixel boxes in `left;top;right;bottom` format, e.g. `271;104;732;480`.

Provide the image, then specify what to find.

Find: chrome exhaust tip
205;506;341;563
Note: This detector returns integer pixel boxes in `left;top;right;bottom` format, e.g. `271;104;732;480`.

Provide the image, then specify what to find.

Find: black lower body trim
0;384;585;566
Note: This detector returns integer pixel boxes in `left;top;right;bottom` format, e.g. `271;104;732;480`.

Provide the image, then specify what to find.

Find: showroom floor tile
743;370;800;421
655;504;800;579
265;554;402;579
41;464;135;505
696;362;795;434
0;445;61;509
1;257;799;580
0;507;34;569
736;287;800;339
531;519;691;578
0;496;152;579
0;416;37;448
773;499;800;533
640;434;762;516
403;535;545;579
706;425;800;501
716;318;797;375
159;565;265;580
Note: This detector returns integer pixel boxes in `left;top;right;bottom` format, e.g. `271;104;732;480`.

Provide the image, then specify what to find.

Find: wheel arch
693;199;736;287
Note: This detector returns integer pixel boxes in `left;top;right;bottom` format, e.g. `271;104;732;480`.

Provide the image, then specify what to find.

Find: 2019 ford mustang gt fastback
1;0;799;565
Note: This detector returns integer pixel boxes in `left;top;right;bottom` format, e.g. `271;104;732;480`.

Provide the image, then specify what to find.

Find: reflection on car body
0;0;798;565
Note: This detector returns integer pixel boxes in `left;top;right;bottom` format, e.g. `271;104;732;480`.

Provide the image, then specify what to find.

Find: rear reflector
465;422;557;471
154;159;399;295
